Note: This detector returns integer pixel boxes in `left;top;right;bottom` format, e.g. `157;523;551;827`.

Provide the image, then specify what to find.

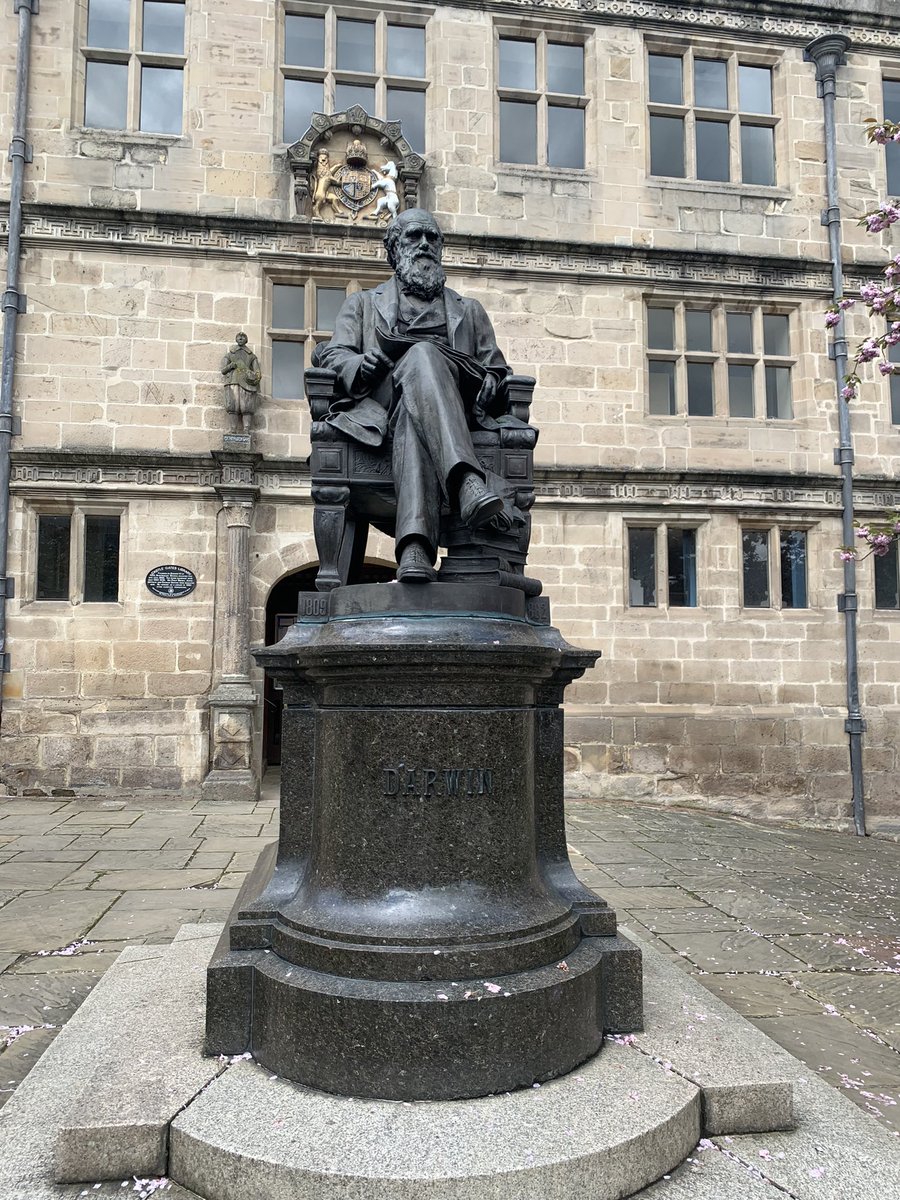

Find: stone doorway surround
262;562;396;767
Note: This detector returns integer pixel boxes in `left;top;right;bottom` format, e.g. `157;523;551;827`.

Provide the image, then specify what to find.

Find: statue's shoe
459;474;504;530
396;541;437;583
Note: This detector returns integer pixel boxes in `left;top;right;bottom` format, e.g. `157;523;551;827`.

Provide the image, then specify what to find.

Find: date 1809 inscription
383;765;494;797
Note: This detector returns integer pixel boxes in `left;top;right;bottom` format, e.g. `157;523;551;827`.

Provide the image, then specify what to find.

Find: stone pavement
1;773;899;1157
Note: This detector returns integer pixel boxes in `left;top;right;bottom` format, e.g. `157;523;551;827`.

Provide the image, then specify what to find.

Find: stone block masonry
1;0;900;817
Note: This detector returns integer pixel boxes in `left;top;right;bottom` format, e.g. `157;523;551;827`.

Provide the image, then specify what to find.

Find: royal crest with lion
287;108;425;225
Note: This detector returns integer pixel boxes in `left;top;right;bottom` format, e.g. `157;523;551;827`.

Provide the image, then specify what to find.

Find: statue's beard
395;251;446;300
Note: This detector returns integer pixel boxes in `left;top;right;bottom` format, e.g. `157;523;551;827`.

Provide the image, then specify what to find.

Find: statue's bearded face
392;220;447;301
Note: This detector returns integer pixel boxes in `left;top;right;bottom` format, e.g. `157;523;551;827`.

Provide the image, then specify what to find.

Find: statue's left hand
473;372;497;423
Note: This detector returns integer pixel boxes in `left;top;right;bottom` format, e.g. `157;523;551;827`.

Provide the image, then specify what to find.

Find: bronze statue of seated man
316;208;511;582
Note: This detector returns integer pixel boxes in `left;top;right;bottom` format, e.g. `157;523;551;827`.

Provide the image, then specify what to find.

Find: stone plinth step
54;931;225;1183
2;922;898;1199
170;1047;700;1200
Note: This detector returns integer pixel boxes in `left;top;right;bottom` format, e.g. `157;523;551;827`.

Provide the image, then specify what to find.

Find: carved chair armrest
506;374;536;423
304;368;338;421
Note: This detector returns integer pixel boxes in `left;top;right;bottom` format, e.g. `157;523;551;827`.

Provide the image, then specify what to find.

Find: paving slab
172;923;223;943
0;1026;59;1107
67;834;174;851
195;818;264;837
12;949;123;975
0;969;104;1027
0;803;69;816
0;861;84;891
5;837;79;851
128;815;203;835
186;853;234;870
56;812;141;828
54;870;103;890
774;932;900;970
599;867;689;887
0;815;71;835
634;908;741;935
85;850;195;871
791;972;900;1045
191;835;272;854
575;844;664;866
584;887;702;910
85;890;239;941
86;869;223;890
0;893;114;954
658;931;809;974
753;1013;900;1086
9;851;96;863
698;974;823;1018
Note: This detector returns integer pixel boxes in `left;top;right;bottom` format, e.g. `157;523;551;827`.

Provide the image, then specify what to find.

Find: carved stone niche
286;107;425;225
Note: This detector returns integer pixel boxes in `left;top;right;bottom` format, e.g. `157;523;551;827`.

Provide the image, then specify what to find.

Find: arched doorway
263;562;396;764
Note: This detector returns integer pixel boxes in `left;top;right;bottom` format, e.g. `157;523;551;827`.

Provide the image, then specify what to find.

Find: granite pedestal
206;582;642;1100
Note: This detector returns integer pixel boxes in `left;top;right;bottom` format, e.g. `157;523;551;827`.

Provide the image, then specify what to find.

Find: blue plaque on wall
145;565;197;598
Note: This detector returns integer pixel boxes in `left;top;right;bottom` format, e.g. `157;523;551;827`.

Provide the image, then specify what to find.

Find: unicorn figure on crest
367;161;400;223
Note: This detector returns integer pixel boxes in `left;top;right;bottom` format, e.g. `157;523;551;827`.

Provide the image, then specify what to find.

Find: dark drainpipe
0;0;37;701
804;33;866;836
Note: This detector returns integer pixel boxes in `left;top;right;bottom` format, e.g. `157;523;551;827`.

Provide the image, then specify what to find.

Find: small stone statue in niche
221;332;261;434
366;161;400;224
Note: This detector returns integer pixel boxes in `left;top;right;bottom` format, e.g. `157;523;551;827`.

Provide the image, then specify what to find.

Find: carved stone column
202;454;261;802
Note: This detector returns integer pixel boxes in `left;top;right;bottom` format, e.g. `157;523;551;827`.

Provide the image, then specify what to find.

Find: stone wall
2;493;217;794
0;1;897;261
9;241;900;480
527;508;900;826
2;0;900;821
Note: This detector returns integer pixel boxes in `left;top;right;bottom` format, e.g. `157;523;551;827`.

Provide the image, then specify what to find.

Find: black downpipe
0;0;37;703
804;34;867;836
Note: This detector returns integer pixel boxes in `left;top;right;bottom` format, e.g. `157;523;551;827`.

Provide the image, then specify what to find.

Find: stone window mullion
128;0;142;128
324;9;337;107
712;307;728;418
751;308;765;420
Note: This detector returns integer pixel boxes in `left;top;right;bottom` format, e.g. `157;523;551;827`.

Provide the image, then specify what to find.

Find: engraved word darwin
382;765;495;797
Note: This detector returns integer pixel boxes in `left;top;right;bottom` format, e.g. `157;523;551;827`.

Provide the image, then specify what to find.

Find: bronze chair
304;366;542;595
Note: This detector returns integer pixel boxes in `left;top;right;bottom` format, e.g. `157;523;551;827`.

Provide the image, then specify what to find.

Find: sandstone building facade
1;0;899;825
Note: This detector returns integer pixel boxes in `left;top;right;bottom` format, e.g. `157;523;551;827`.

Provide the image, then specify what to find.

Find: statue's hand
360;348;393;385
473;372;498;423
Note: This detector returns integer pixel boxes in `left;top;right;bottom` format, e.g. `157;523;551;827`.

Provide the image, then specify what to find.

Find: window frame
78;0;188;137
887;326;900;425
739;523;811;611
873;539;900;610
279;4;429;147
883;76;900;198
31;504;126;606
495;26;590;170
646;43;779;187
266;271;388;401
645;300;795;420
625;521;701;610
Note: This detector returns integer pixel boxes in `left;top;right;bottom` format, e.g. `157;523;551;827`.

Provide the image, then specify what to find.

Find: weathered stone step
169;1046;701;1200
